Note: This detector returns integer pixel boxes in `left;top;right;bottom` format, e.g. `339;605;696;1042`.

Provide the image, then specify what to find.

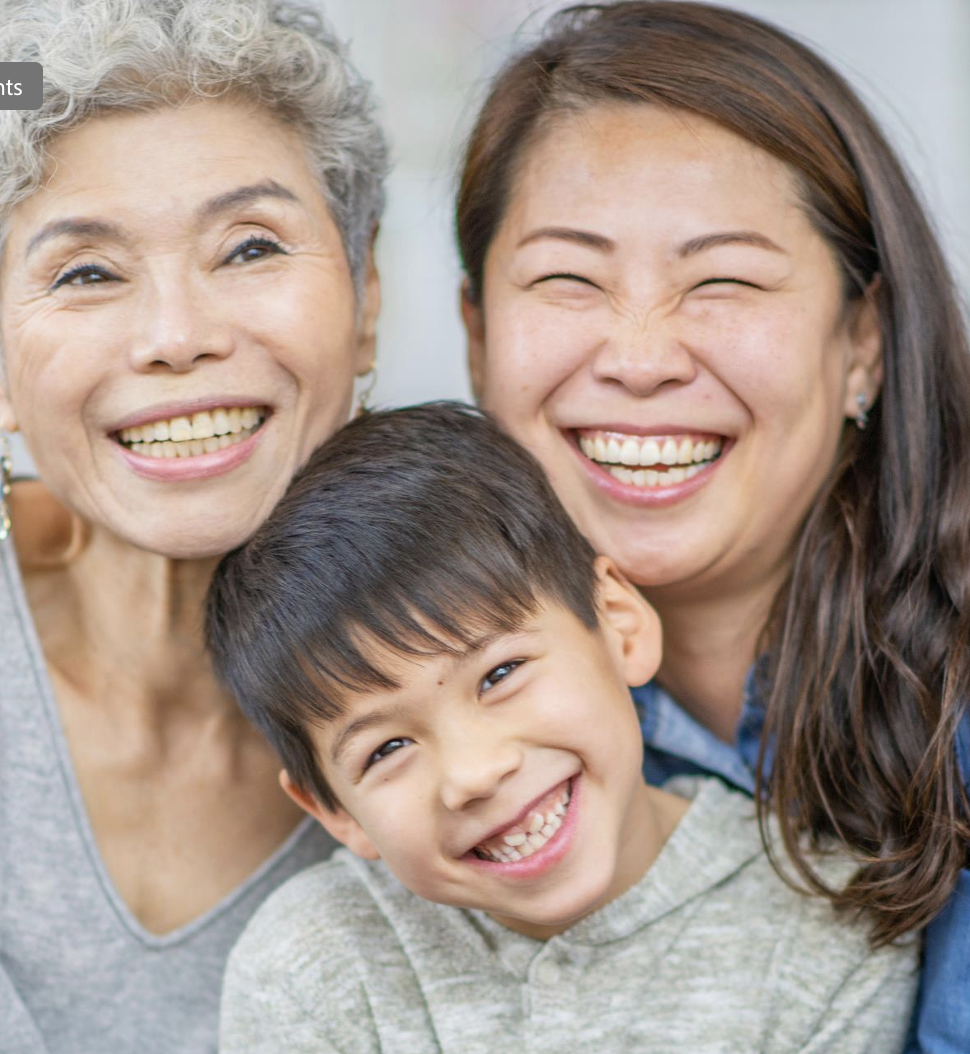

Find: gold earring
0;434;12;542
355;366;377;419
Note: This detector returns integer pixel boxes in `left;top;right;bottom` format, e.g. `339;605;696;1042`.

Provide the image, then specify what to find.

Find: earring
0;434;12;542
355;366;377;419
855;392;869;431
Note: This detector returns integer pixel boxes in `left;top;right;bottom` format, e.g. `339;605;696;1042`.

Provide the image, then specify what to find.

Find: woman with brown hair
457;4;969;1050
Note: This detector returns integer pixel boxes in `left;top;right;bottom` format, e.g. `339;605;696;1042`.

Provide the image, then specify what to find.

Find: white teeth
191;411;215;440
620;438;640;466
639;438;661;466
118;406;264;458
169;416;193;442
475;781;573;863
578;432;722;486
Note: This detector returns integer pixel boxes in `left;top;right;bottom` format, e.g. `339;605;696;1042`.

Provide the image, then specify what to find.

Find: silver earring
0;434;12;542
355;366;377;419
855;393;869;431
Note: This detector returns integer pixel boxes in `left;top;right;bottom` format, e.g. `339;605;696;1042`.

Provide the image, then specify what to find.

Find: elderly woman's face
466;104;880;595
0;99;377;558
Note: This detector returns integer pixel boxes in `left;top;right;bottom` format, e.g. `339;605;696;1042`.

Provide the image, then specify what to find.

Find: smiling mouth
577;430;722;487
115;406;267;459
472;782;572;863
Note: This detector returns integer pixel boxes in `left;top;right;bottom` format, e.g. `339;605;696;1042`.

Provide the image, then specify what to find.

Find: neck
644;563;788;742
27;516;239;728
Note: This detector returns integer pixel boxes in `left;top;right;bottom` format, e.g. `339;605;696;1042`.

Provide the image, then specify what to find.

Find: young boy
208;403;917;1054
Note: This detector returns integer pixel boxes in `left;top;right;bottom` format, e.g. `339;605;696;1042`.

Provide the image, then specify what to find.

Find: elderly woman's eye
51;264;116;290
223;235;287;266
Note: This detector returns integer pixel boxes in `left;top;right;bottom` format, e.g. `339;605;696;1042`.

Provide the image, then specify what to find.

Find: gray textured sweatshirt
220;779;918;1054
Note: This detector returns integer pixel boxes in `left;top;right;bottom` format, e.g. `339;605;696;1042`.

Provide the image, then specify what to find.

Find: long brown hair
456;1;970;942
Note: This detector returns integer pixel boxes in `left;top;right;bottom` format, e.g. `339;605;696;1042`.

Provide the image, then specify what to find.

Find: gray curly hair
0;0;389;291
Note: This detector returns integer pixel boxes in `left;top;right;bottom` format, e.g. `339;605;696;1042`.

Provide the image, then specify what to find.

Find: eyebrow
330;706;402;768
24;180;302;261
516;227;616;253
195;179;301;224
677;230;786;257
25;219;127;259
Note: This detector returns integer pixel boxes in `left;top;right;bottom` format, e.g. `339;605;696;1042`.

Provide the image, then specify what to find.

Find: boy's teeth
118;406;265;457
578;431;722;487
474;783;571;863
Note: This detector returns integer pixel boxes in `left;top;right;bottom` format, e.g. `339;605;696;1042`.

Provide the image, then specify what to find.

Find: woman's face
466;104;880;596
0;99;378;559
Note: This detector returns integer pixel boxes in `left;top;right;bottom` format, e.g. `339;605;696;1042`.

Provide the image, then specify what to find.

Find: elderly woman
458;4;969;1051
0;0;386;1050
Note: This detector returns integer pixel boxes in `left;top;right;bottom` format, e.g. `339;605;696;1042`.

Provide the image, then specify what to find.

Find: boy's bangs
299;570;543;701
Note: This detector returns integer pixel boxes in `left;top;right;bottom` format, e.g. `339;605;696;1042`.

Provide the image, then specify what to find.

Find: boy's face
287;559;664;938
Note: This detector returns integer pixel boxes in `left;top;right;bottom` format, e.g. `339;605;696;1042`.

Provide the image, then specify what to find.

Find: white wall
8;0;969;476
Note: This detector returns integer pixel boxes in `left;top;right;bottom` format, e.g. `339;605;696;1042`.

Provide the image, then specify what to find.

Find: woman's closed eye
480;659;524;694
692;276;761;290
222;234;287;266
532;272;597;287
364;737;413;772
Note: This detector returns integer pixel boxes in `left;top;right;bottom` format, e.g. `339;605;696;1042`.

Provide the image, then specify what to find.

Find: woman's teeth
117;407;265;458
579;432;722;487
474;783;571;864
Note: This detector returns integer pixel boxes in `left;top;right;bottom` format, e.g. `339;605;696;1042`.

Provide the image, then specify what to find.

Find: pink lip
465;776;579;882
569;430;732;509
113;422;266;482
109;397;269;434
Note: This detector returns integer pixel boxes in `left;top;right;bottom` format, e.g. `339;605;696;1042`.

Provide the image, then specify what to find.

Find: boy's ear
593;555;662;687
460;280;486;401
279;770;380;861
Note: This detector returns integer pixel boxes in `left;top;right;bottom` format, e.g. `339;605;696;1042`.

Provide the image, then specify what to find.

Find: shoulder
227;849;400;981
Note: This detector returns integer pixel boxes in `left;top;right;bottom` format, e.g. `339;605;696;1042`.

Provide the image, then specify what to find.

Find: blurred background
8;0;970;475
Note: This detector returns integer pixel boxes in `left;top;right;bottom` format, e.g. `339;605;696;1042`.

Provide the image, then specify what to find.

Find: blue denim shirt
633;672;970;1054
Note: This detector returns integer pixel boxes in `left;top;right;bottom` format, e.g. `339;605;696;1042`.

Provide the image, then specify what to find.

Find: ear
0;371;18;434
354;229;382;377
592;555;662;687
279;769;380;860
843;278;883;421
461;279;486;401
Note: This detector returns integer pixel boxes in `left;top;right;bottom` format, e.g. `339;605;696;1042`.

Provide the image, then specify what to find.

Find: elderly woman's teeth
118;407;265;458
578;432;721;486
473;783;571;863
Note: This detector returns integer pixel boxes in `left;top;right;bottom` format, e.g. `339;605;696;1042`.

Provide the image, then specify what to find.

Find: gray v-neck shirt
0;532;335;1054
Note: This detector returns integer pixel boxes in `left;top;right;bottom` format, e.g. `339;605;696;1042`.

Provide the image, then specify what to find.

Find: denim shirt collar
633;661;767;795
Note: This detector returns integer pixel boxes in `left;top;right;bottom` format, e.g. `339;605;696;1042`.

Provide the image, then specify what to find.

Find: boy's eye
364;737;412;771
480;660;523;694
222;234;287;266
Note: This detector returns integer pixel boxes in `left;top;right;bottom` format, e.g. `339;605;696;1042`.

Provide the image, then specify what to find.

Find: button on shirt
632;669;970;1054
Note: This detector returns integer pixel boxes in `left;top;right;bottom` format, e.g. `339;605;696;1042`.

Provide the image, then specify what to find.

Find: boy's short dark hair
206;402;599;808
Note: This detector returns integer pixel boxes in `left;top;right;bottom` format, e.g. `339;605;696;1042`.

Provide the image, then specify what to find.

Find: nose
590;309;697;397
128;268;234;372
438;721;523;813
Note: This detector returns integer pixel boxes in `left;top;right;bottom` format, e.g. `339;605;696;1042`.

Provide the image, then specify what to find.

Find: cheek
479;302;592;421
